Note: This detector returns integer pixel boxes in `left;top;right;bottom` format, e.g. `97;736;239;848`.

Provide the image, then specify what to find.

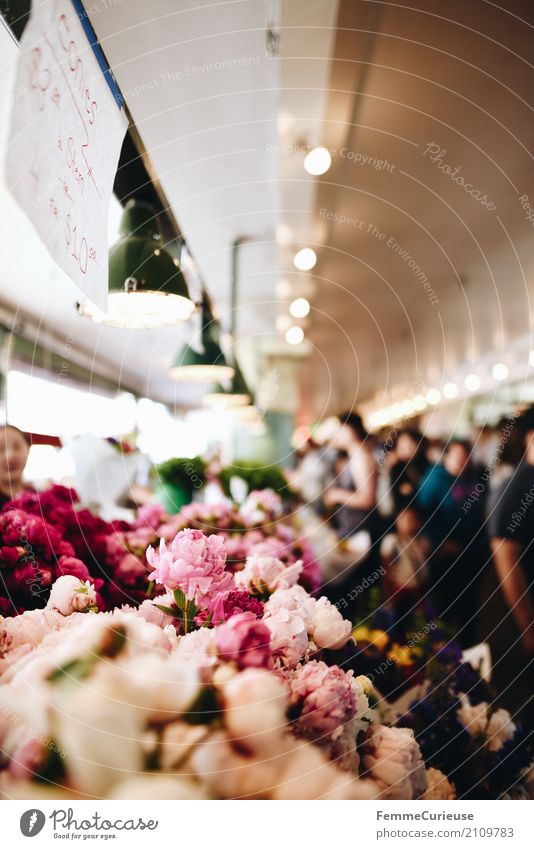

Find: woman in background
324;412;377;541
0;424;31;508
388;428;429;512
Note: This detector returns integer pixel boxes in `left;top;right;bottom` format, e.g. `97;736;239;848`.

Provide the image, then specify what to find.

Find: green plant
218;460;289;499
153;456;206;495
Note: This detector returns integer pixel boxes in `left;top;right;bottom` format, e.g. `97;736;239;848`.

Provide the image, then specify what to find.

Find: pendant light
79;200;195;329
169;291;234;382
204;359;251;408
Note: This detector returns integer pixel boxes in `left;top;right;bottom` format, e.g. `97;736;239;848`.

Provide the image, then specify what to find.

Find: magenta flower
215;612;272;669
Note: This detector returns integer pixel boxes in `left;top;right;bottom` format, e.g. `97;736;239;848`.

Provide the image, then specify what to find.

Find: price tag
5;0;128;309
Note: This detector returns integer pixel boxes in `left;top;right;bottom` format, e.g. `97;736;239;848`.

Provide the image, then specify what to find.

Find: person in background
416;439;488;644
380;504;431;620
323;412;377;541
388;428;429;513
0;424;31;508
290;437;333;513
483;407;534;725
489;407;534;655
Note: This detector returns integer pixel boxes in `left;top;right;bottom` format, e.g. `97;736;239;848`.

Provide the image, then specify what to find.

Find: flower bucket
155;481;190;514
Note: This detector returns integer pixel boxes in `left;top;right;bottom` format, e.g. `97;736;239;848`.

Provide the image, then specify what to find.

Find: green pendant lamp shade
169;293;234;382
204;358;251;408
80;200;195;329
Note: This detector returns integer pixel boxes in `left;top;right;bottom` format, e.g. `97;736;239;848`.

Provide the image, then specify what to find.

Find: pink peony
288;660;356;739
215;612;272;669
115;553;148;586
222;591;264;621
56;555;90;582
239;489;283;526
138;595;176;629
146;529;234;618
235;554;302;596
262;586;314;666
134;503;166;530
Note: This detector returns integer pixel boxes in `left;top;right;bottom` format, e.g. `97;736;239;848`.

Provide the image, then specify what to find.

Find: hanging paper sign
5;0;128;309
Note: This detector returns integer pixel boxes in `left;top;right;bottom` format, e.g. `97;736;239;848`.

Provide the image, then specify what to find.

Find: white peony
47;575;97;615
308;596;352;649
458;694;516;752
221;667;288;754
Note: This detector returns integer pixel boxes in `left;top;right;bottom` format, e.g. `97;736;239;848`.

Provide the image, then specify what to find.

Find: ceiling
1;0;534;421
297;0;534;415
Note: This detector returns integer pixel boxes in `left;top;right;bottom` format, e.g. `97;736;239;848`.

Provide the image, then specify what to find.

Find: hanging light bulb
79;200;195;329
169;292;234;382
304;147;332;175
293;248;317;271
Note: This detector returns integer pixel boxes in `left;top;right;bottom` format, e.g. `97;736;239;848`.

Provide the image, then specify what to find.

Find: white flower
220;667;288;754
0;608;63;655
235;555;302;595
191;730;285;798
458;695;516;752
423;768;456;800
47;575;97;615
362;725;427;800
308;596;352;649
263;589;311;665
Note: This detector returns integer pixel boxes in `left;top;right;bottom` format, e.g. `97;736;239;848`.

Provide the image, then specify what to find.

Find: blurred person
489;407;534;658
388;428;429;512
323;412;377;541
0;424;31;508
290;437;333;512
416;439;488;644
380;505;431;619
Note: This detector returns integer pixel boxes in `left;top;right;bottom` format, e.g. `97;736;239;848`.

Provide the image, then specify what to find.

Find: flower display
0;583;411;800
397;660;534;798
0;488;530;801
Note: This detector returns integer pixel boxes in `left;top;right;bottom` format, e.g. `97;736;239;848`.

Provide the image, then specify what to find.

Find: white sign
5;0;128;309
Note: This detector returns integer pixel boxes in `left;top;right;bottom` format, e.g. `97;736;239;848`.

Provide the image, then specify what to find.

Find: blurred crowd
291;409;534;723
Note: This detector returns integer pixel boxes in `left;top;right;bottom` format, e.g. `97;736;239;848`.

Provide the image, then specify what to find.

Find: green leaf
155;604;180;617
173;588;187;609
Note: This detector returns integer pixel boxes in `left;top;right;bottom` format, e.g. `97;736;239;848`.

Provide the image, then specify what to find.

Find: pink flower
222;591;264;621
134;503;166;530
262;586;314;666
56;555;90;582
235;554;302;597
239;489;283;526
146;529;234;615
115;553;148;586
138;595;176;629
216;613;272;669
288;660;356;739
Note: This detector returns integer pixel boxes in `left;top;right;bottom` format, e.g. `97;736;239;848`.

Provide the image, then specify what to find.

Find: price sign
5;0;128;309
